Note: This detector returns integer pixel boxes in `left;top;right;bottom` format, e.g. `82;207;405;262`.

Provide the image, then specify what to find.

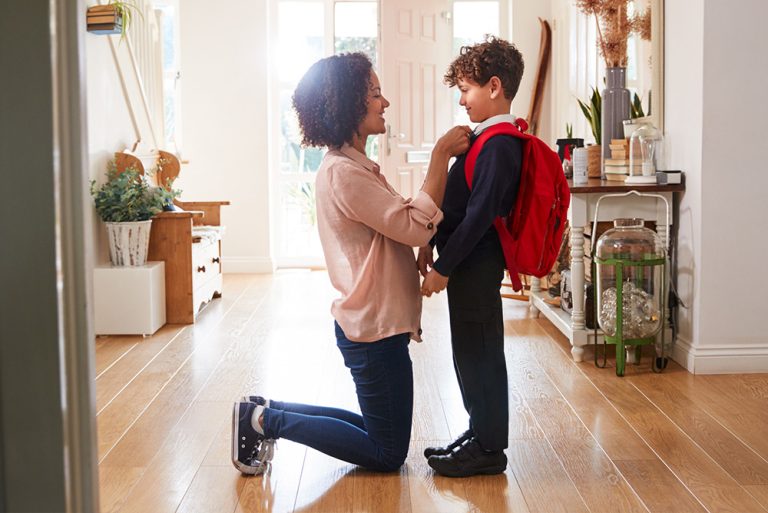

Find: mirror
628;0;663;132
544;0;664;146
651;0;663;132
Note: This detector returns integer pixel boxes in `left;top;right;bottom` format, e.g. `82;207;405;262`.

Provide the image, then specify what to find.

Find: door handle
386;124;405;156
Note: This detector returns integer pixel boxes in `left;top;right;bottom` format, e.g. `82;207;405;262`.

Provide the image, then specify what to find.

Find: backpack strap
463;121;527;292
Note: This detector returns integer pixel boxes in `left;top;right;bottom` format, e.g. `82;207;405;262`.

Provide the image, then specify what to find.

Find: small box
656;170;682;184
94;261;166;336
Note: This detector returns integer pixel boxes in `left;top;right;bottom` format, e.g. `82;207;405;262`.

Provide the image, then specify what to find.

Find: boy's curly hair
292;53;373;148
444;36;524;100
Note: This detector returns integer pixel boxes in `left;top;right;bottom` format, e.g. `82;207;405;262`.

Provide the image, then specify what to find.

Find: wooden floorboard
95;271;768;513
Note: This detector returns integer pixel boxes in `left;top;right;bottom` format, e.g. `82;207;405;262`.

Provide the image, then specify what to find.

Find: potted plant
577;87;602;178
622;92;651;138
91;161;179;266
87;1;142;39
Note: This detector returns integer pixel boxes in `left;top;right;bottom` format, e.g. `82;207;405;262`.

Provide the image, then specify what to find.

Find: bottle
572;147;588;185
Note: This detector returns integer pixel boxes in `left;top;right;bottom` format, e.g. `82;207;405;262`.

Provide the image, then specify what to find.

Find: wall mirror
629;0;664;132
547;0;664;146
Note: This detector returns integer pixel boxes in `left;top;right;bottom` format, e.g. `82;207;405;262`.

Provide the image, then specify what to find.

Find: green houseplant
91;161;178;266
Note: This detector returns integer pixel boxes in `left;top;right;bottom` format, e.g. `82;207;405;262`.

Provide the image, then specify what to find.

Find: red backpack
464;119;570;292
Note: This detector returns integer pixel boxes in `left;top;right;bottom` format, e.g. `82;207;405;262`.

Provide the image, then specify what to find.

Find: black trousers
446;240;508;451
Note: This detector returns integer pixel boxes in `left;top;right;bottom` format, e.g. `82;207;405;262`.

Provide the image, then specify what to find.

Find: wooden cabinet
147;200;229;324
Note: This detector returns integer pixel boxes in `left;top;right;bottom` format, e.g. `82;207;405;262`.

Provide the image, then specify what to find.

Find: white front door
379;0;452;198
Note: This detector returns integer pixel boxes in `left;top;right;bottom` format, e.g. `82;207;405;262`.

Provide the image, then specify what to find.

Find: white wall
178;0;273;273
697;0;768;371
86;32;140;265
666;0;768;373
510;0;554;145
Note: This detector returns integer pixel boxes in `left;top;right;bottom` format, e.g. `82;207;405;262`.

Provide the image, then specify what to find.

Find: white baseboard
672;336;768;374
222;256;274;274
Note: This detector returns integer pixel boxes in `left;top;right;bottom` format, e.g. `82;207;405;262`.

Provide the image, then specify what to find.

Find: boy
419;36;524;477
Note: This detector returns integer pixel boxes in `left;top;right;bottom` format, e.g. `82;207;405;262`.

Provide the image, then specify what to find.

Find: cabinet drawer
192;241;221;289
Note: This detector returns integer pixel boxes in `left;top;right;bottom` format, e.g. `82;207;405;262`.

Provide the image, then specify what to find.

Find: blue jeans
261;322;413;472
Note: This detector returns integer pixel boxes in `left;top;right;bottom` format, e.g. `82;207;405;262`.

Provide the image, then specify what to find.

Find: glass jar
595;218;665;341
627;123;664;184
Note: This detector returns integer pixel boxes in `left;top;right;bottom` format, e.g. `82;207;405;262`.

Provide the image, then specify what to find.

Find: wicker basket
587;144;602;177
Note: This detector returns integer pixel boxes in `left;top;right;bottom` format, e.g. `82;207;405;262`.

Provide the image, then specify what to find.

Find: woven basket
587;144;602;178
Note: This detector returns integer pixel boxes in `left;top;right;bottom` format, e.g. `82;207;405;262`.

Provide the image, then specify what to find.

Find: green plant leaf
631;92;645;119
577;87;602;143
577;99;592;124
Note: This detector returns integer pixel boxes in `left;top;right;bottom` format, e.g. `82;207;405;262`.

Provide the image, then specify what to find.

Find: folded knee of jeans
374;451;406;472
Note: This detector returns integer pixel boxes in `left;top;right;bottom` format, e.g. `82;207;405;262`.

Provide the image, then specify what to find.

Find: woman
232;52;470;474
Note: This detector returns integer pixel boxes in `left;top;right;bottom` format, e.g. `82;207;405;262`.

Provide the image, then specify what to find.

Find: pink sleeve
330;165;443;247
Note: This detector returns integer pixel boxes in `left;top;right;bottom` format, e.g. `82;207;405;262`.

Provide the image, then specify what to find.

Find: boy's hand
436;125;472;157
421;269;449;297
417;246;434;278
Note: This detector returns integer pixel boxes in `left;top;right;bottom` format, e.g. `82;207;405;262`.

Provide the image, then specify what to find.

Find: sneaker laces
248;438;277;473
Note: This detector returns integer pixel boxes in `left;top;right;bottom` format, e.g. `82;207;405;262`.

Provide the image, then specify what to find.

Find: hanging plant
86;1;142;40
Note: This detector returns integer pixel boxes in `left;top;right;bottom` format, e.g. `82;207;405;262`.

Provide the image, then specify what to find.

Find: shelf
530;290;603;345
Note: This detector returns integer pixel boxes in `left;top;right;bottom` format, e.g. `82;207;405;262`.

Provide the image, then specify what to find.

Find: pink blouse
315;144;443;342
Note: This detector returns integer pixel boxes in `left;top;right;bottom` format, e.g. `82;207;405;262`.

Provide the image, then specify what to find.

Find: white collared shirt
473;113;519;136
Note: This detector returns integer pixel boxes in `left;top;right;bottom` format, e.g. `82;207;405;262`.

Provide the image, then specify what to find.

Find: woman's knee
373;450;407;472
373;459;405;473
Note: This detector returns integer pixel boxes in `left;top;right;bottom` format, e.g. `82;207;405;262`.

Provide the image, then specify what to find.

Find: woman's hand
417;245;434;278
421;269;449;297
434;125;472;157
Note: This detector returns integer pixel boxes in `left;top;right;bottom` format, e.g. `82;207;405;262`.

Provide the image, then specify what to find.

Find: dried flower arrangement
575;0;650;68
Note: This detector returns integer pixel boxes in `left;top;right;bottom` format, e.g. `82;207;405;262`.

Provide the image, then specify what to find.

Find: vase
601;67;631;176
106;220;152;266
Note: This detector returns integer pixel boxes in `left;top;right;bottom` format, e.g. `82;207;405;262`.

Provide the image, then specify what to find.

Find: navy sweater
433;134;523;276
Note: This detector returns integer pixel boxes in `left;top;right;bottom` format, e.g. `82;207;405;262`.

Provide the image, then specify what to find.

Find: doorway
270;0;505;267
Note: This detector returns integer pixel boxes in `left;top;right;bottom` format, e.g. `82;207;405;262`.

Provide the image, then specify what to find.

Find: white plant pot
106;220;152;266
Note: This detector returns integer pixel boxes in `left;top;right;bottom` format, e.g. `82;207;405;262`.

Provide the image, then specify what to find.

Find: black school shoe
427;439;507;477
231;401;275;475
423;429;474;458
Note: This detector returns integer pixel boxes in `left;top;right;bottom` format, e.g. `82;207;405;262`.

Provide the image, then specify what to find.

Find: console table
529;178;685;362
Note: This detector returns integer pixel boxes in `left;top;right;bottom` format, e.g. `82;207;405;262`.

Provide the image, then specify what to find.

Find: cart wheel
654;357;668;370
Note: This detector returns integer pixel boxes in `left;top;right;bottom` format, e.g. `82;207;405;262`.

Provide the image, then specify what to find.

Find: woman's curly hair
444;36;524;100
292;53;373;148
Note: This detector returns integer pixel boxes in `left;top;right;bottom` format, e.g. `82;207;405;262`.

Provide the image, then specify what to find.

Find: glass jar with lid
626;123;664;184
595;218;666;375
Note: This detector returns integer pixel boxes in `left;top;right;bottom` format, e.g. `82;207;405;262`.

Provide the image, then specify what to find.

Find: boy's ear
488;76;503;99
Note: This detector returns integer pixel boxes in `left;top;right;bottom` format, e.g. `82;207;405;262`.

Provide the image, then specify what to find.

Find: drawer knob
212;257;220;264
197;265;206;273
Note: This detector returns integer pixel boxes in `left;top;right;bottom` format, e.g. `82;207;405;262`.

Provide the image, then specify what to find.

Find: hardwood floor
95;272;768;513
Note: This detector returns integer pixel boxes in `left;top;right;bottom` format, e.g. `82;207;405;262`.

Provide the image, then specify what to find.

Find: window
272;0;378;267
156;1;182;152
451;1;500;128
